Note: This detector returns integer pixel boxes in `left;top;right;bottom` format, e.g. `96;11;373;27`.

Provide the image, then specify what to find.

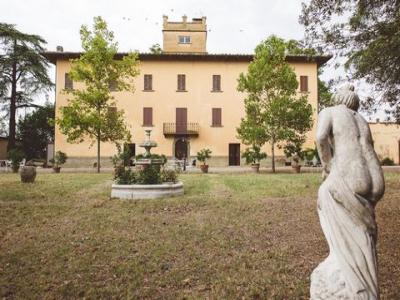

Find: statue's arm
316;109;333;178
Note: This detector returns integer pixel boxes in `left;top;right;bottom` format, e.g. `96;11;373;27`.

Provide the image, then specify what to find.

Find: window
144;74;153;91
212;108;222;127
212;75;221;92
108;106;117;114
177;74;186;91
143;107;153;126
109;80;118;91
178;36;191;44
300;76;308;92
65;73;73;90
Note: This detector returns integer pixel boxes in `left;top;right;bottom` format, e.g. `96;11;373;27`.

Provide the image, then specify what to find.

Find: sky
1;0;380;120
1;0;306;54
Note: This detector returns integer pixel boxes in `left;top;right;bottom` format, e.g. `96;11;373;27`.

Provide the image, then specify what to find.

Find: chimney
202;16;206;25
376;118;380;123
182;15;187;25
56;45;63;52
163;15;168;26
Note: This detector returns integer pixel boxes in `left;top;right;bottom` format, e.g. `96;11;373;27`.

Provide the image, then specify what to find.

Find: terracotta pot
53;167;61;173
200;164;209;173
251;163;260;173
292;165;301;173
20;166;36;183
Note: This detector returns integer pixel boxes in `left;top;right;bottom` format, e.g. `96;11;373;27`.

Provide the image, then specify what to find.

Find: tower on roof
162;15;207;53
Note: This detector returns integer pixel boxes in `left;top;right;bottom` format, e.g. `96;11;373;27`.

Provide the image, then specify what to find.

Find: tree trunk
271;141;275;173
7;39;17;152
97;136;100;173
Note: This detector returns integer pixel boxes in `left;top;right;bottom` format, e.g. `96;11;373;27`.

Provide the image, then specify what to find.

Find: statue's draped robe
311;169;379;299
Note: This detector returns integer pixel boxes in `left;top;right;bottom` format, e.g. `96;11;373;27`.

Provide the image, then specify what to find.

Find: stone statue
310;85;385;299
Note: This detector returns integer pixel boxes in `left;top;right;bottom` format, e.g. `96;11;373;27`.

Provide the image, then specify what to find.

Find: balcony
163;123;199;137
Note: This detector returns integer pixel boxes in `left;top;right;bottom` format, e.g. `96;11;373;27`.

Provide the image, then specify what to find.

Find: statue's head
332;84;360;111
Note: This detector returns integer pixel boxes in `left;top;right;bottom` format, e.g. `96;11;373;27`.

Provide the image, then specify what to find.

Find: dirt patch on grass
0;172;399;299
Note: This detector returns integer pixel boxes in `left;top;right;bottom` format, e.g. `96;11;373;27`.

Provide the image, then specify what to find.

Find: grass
0;172;399;299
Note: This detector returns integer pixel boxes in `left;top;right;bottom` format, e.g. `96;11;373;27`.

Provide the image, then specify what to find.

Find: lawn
0;172;399;299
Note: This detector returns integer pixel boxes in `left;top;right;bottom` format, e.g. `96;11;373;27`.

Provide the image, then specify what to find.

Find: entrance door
229;143;240;166
176;108;187;134
175;139;188;160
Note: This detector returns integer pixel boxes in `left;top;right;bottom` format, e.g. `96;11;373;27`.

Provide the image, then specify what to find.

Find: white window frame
178;36;191;44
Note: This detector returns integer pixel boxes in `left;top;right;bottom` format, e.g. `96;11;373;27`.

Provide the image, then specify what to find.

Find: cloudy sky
2;0;306;54
6;0;375;117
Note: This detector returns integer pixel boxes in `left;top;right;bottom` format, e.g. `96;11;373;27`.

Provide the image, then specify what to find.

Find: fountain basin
111;181;184;200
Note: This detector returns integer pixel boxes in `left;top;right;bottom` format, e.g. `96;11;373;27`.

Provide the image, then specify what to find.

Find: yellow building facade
44;16;400;167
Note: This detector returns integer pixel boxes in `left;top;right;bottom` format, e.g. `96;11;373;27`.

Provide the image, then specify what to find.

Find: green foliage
237;36;313;172
196;148;212;165
300;0;400;122
381;157;395;166
115;168;137;184
0;23;53;151
302;147;319;162
50;151;67;167
149;43;162;54
241;145;267;164
56;16;140;172
7;148;24;172
160;168;178;183
137;165;161;184
285;39;333;111
17;102;54;160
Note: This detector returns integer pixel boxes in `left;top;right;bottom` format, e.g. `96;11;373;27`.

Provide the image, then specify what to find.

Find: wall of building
370;123;400;164
54;59;319;167
163;31;207;53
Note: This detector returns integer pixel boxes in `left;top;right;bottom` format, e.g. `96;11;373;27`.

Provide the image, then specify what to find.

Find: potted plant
50;151;68;173
7;149;25;173
196;148;212;173
241;145;267;173
284;142;305;173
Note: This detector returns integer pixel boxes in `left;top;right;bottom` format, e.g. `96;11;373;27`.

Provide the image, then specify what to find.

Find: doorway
229;143;240;166
175;138;188;160
176;108;187;134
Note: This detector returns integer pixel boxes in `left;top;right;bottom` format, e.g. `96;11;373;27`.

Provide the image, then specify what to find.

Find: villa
43;16;400;167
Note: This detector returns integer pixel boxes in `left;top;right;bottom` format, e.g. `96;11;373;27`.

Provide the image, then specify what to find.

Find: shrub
115;168;137;184
241;145;267;164
7;149;25;172
50;151;68;168
137;165;161;184
196;148;212;165
161;168;178;183
381;157;395;166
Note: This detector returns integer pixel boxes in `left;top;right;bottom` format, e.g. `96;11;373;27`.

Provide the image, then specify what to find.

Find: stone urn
251;163;260;173
53;167;61;173
20;166;36;183
200;164;209;173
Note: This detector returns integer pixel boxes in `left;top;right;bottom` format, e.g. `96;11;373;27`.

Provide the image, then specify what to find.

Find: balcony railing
163;122;199;136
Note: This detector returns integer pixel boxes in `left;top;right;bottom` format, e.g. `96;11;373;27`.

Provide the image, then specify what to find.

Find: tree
149;43;162;54
300;0;400;122
56;16;139;173
286;39;334;111
237;36;313;173
17;102;54;160
0;23;53;151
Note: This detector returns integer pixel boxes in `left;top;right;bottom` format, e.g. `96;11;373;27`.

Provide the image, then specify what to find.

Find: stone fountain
134;129;164;168
111;129;184;200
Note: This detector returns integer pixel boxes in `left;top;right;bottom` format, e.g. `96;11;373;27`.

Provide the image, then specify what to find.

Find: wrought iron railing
163;123;199;136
